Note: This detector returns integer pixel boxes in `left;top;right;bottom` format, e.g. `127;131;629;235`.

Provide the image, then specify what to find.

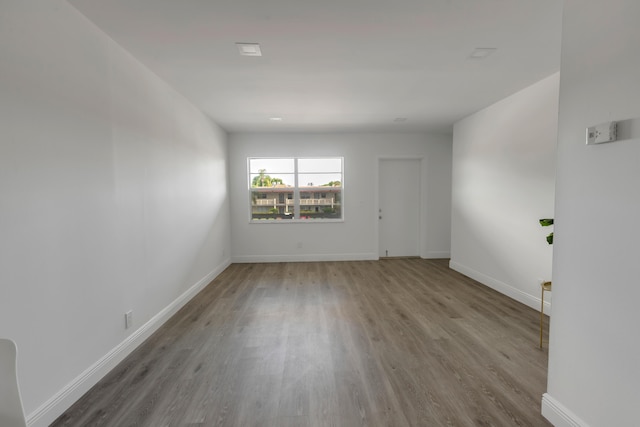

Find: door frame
375;156;425;259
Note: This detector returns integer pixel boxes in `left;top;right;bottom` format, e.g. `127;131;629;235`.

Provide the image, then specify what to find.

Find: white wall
0;1;230;425
450;74;559;312
229;132;452;262
543;2;640;426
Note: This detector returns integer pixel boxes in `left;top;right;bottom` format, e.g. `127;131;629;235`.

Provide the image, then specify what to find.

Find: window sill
249;218;344;224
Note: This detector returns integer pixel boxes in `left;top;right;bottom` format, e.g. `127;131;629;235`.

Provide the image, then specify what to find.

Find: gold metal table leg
540;285;544;348
540;281;552;348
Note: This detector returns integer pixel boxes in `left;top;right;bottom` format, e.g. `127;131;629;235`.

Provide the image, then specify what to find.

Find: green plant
539;218;554;245
252;169;284;188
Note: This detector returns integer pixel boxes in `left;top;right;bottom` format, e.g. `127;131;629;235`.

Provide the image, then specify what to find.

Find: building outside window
248;157;343;221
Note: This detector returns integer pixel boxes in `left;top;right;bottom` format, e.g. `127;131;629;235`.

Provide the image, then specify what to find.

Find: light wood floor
52;259;551;426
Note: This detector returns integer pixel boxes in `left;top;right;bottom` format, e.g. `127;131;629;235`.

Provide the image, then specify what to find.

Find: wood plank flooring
52;259;551;427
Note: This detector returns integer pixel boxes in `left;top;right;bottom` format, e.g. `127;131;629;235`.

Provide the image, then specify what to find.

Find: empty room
1;1;638;426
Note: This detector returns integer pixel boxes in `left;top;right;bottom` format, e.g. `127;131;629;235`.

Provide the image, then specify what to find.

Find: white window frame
248;157;344;223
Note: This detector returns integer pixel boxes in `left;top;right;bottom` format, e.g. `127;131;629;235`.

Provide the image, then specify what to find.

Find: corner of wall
542;394;591;427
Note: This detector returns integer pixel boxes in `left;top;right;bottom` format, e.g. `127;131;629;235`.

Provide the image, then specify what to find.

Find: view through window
249;157;343;221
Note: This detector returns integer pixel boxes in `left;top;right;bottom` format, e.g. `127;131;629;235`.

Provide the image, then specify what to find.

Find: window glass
249;157;342;221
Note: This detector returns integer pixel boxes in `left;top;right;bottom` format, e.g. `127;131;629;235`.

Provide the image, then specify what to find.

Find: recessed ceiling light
236;43;262;57
269;117;283;121
394;117;407;123
469;48;496;59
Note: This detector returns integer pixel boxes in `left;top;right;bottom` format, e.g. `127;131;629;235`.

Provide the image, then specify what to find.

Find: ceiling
68;0;563;134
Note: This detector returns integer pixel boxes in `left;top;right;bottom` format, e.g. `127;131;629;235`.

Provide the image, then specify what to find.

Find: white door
378;159;420;258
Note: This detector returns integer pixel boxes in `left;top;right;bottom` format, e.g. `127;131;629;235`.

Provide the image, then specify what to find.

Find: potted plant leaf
539;218;554;244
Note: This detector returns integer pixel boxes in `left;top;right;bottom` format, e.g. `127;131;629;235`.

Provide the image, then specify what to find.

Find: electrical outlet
297;241;303;249
125;310;133;329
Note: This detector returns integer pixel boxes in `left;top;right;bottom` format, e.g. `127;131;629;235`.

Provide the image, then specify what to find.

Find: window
249;157;343;221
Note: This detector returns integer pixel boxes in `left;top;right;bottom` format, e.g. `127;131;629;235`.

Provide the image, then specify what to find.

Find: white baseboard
233;252;450;263
448;260;551;314
232;252;378;263
542;393;590;427
26;258;232;427
423;251;450;259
